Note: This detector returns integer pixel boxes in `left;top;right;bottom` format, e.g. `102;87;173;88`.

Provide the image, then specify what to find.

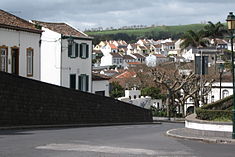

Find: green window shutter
68;44;72;57
86;44;89;58
78;75;82;91
80;44;83;58
70;74;76;89
75;43;79;57
85;75;89;92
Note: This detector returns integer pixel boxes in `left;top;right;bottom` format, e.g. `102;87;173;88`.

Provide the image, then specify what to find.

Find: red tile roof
123;55;135;60
153;54;167;58
33;20;90;38
133;53;145;58
109;43;117;49
0;9;41;34
110;53;123;58
127;62;141;65
115;71;136;79
92;73;111;81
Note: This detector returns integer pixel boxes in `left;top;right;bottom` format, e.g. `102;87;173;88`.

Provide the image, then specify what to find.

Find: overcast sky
1;0;235;31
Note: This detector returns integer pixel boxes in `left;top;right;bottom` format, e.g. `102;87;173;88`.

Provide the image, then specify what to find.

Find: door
11;48;19;75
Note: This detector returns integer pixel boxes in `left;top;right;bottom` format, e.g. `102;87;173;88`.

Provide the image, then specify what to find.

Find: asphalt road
0;123;235;157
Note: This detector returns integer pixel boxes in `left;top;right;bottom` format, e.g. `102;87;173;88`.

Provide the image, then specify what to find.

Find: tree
141;87;165;99
110;82;125;98
203;21;227;46
180;30;209;49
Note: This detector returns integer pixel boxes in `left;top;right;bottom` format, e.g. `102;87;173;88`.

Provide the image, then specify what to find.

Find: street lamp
226;12;235;139
219;63;224;100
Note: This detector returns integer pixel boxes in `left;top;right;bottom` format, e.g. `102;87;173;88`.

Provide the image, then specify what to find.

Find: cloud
1;0;235;30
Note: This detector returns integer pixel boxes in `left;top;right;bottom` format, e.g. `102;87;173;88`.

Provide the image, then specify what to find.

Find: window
0;46;8;72
222;90;229;98
68;42;79;58
211;95;214;103
113;58;116;64
78;74;89;92
26;48;33;76
80;43;89;59
70;74;76;89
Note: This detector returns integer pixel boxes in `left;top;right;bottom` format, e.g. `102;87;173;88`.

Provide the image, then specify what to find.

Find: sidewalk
166;127;235;144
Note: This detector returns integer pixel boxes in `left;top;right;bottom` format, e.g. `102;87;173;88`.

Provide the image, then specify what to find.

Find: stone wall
0;72;152;126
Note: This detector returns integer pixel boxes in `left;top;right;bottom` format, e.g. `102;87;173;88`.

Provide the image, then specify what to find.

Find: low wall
185;114;232;132
0;72;152;126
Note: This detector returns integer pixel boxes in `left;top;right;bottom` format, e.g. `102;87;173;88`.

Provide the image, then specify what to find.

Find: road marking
36;143;195;156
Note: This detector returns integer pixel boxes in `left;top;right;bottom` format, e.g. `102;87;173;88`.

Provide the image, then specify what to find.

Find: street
0;123;235;157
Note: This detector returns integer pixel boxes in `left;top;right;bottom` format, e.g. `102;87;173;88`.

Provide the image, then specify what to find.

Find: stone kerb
185;114;232;132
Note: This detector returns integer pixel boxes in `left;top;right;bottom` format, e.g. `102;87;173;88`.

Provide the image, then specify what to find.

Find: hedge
201;95;233;110
196;108;232;121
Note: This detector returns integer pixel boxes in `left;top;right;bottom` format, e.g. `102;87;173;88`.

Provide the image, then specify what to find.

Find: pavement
166;123;235;145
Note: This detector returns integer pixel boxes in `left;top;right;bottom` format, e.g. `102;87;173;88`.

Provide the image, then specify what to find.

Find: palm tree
180;30;209;49
203;21;227;46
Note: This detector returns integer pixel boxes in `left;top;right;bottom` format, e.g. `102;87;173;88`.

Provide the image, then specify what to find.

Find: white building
92;73;110;97
207;82;233;104
0;10;41;80
33;21;93;92
118;88;163;109
100;52;123;67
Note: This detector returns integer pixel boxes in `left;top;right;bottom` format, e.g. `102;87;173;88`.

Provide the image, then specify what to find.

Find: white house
207;82;233;104
92;73;110;97
0;10;41;80
118;88;163;109
33;20;93;92
100;52;123;67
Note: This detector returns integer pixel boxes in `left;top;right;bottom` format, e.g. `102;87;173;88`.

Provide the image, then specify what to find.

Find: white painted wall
61;39;92;91
185;119;232;132
207;82;233;103
40;27;92;92
92;80;110;97
0;28;40;80
40;27;61;85
100;54;113;66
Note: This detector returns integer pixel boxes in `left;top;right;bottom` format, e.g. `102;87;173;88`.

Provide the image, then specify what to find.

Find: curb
0;122;161;130
166;128;235;145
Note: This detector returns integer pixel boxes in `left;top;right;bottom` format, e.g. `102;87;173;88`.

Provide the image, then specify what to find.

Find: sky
1;0;235;31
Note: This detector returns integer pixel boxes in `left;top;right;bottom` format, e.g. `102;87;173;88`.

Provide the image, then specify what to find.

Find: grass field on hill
86;24;206;36
85;24;206;43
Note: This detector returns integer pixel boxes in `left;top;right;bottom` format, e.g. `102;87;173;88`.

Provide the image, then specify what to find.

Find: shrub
196;108;232;121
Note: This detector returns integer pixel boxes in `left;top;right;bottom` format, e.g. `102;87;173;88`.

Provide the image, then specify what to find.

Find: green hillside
85;24;206;44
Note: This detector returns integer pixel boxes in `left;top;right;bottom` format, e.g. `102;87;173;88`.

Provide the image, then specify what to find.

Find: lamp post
226;12;235;139
219;63;224;100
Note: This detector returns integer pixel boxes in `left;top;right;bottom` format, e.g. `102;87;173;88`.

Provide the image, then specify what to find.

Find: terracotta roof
115;71;136;79
93;50;102;54
92;73;111;81
32;20;90;38
123;55;135;60
164;42;175;46
153;44;162;48
0;9;41;34
153;54;167;58
132;53;145;59
127;62;142;65
139;46;147;50
109;43;117;49
216;39;228;45
110;53;123;58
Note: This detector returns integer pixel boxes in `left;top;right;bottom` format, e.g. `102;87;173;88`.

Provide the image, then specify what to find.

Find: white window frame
0;46;8;72
26;48;33;76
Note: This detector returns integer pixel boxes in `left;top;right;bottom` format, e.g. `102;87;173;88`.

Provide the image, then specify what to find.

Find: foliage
86;24;206;44
202;21;227;42
150;106;167;117
201;95;233;110
141;87;165;99
196;95;233;121
180;30;209;49
110;82;125;98
196;108;232;121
